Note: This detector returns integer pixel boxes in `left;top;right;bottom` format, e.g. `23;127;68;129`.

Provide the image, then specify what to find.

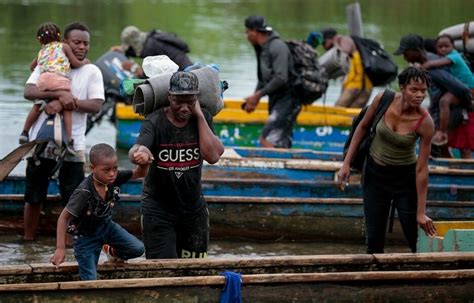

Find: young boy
50;143;152;280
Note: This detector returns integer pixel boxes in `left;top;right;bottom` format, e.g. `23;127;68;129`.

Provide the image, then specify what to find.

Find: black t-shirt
66;170;133;233
136;108;214;215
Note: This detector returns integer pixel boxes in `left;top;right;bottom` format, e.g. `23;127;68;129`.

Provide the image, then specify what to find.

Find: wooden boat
227;146;474;170
1;173;474;242
2;143;473;242
418;221;474;253
212;152;474;184
1;253;474;302
116;99;360;150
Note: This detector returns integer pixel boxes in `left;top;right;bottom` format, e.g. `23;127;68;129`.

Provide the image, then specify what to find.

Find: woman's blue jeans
73;219;144;280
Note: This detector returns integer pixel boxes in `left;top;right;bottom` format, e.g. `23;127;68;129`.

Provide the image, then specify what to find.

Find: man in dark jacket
113;25;193;74
243;15;300;148
395;33;472;156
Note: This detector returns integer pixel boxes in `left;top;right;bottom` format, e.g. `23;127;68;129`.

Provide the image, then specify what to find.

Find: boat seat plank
2;269;474;292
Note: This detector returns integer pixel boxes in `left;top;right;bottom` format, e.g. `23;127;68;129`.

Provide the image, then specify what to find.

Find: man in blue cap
243;15;300;148
128;71;224;259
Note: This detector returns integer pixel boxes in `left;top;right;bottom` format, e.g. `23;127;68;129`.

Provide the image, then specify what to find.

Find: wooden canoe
1;176;474;242
2;150;473;242
226;146;474;170
1;253;474;302
210;154;474;184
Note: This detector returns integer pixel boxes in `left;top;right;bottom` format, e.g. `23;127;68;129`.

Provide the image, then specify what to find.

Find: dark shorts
25;157;84;205
141;203;209;259
262;93;301;148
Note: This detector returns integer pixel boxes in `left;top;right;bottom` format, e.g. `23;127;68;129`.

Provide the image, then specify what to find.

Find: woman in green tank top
337;67;437;253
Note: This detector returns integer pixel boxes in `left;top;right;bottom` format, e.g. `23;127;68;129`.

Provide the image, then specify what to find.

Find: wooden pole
346;2;364;37
1;269;474;292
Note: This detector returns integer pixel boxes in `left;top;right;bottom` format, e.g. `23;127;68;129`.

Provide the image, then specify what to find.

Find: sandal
432;131;448;146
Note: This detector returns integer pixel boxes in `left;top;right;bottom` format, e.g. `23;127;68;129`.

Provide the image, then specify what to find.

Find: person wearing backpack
111;25;193;76
243;15;301;148
337;67;437;254
394;34;472;158
309;28;373;108
23;22;105;242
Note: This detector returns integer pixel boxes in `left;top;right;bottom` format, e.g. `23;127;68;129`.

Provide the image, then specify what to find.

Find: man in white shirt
23;21;105;241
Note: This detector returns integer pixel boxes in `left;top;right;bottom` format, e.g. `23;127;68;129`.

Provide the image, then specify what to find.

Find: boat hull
117;118;351;151
418;221;474;252
2;278;473;302
1;176;474;242
227;146;474;170
115;100;358;150
1;254;474;302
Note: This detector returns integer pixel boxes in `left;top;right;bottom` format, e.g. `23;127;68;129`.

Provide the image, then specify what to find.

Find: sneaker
102;244;123;262
19;131;29;145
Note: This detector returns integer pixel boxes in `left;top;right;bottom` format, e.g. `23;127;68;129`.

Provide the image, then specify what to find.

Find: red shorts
37;72;71;92
448;112;474;150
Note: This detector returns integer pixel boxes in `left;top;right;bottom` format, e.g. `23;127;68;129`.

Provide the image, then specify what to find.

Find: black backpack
286;40;329;105
352;36;398;87
343;90;395;172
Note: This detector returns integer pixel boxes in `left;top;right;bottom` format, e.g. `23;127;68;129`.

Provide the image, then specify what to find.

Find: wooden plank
59;276;226;290
5;174;474;201
3;255;376;275
3;194;474;208
30;262;80;274
214;156;474;176
2;269;474;292
2;253;474;278
242;270;465;284
229;147;474;168
373;252;474;263
0;265;31;276
0;282;59;291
